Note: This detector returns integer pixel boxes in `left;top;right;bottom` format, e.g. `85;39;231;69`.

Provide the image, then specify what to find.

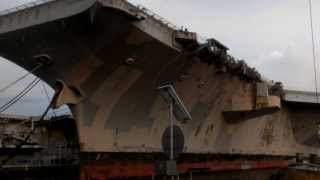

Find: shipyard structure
0;0;320;179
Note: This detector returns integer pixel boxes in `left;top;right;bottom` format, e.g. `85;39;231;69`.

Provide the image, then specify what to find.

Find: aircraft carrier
0;0;320;179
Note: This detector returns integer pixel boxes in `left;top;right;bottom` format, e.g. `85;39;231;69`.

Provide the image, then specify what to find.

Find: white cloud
129;0;320;91
269;51;284;60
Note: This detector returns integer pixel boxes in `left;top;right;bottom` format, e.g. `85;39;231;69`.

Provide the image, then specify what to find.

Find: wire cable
0;77;39;111
0;64;42;93
41;82;57;117
0;78;40;113
308;0;319;103
0;78;41;113
0;79;41;113
0;97;53;167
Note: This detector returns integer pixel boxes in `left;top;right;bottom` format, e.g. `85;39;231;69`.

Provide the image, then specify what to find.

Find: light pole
158;84;192;179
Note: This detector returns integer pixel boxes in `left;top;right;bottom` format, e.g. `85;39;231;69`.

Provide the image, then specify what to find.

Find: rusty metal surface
283;169;320;180
80;159;288;179
0;0;319;159
0;115;79;170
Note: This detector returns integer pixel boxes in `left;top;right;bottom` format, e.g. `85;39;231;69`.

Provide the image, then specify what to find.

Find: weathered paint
283;169;320;180
80;159;288;179
0;0;319;158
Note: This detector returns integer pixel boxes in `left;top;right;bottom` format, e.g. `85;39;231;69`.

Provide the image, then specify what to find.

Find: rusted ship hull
0;0;320;178
0;114;79;179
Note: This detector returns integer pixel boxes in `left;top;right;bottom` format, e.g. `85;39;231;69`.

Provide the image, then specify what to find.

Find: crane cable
0;63;42;93
0;63;50;166
0;77;41;113
41;82;57;118
308;0;319;103
0;62;45;113
0;96;53;167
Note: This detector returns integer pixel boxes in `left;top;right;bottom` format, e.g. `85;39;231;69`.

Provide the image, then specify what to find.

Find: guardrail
0;0;55;16
2;158;79;169
130;2;179;30
127;1;210;43
0;0;180;31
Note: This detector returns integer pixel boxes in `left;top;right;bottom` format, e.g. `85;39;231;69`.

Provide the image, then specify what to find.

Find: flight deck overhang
0;0;97;34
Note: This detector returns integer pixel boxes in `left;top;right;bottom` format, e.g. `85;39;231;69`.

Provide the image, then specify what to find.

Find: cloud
129;0;319;92
255;44;316;91
269;51;284;60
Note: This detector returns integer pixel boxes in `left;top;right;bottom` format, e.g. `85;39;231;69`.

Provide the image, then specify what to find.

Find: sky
0;0;319;115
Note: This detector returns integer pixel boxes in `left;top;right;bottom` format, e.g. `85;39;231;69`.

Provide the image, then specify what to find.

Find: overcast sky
0;0;319;115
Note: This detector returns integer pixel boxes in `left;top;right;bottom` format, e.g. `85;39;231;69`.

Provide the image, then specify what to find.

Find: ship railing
128;1;215;46
2;157;79;169
0;0;55;16
0;0;179;31
129;2;179;30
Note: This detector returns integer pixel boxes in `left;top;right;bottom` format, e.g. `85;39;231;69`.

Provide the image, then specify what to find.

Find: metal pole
169;102;174;160
31;118;34;130
169;101;174;180
308;0;319;103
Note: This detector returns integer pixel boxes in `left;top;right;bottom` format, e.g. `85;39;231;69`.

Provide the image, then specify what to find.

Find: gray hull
0;0;319;158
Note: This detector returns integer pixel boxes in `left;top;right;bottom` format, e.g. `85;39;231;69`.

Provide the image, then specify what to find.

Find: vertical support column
169;101;174;161
169;101;174;180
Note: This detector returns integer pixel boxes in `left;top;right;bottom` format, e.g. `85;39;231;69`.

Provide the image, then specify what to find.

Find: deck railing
134;4;179;30
0;0;180;31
